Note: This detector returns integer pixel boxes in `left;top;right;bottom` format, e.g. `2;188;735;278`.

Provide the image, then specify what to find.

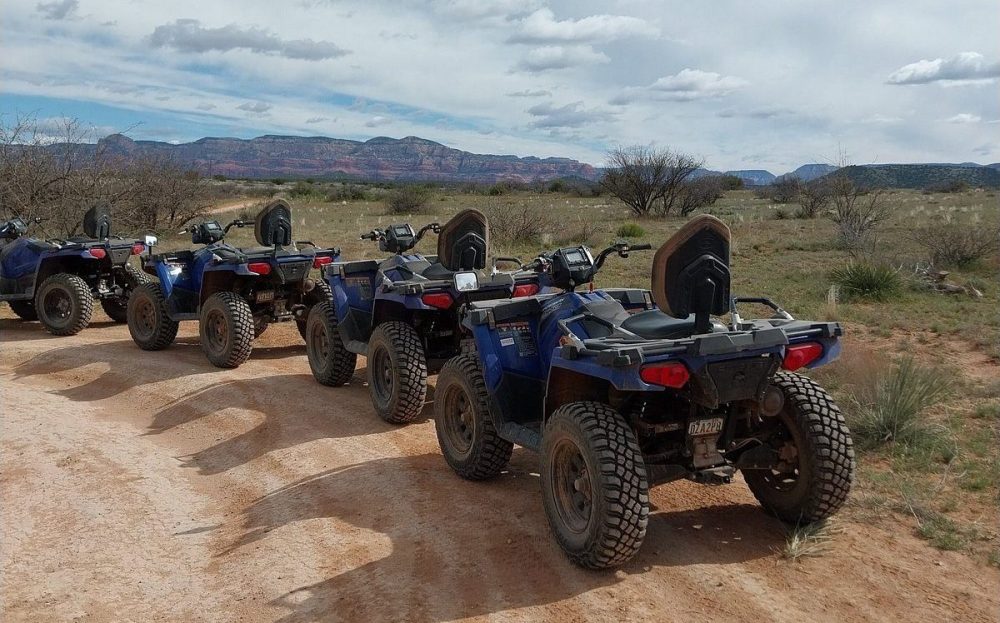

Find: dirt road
1;314;998;622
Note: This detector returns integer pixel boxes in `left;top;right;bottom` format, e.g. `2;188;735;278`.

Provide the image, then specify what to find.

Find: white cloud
36;0;77;20
365;115;391;127
506;89;552;97
613;69;747;103
305;116;328;123
237;101;272;114
526;101;613;128
887;52;1000;85
149;19;349;60
945;113;981;124
509;8;658;44
516;45;609;72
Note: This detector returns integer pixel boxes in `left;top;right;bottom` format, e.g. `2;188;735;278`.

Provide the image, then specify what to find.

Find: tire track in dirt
2;314;998;622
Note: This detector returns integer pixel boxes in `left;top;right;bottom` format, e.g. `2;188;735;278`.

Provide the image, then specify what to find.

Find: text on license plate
255;290;275;303
688;418;724;436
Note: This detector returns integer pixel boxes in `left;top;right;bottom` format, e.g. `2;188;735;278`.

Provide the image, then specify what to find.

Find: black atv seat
27;240;59;253
621;309;697;340
421;262;454;280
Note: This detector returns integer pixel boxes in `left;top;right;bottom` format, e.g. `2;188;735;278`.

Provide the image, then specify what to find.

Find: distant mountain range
93;134;596;183
31;133;1000;188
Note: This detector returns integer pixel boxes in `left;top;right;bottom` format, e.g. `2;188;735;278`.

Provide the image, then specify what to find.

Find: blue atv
306;209;533;424
0;205;151;335
127;200;338;368
433;215;854;568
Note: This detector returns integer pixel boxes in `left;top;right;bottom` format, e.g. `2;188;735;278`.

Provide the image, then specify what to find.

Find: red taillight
640;362;690;388
313;255;333;269
88;248;106;259
131;243;145;255
247;261;272;275
782;342;823;371
513;283;540;297
421;292;454;309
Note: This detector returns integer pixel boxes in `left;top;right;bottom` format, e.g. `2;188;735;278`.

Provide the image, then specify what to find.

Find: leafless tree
828;175;890;252
601;145;702;217
1;114;212;236
797;179;832;218
675;176;724;216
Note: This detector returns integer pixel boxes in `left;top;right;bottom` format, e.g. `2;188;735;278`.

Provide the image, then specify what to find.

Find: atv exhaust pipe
759;385;784;417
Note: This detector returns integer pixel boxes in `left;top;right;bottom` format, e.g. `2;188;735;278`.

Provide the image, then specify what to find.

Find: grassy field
189;186;999;564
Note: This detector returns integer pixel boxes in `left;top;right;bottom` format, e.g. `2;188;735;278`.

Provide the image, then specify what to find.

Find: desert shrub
830;262;901;301
211;174;226;181
828;176;890;252
769;177;803;203
547;179;566;193
270;178;285;185
796;179;832;218
485;199;551;245
911;224;1000;268
923;180;969;194
719;175;744;191
674;176;724;216
488;182;510;196
849;357;952;449
556;220;599;246
774;207;790;220
385;185;431;214
326;184;368;202
289;181;320;199
616;223;645;238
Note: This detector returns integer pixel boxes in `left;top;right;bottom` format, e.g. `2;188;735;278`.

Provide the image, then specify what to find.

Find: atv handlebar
360;229;384;241
594;241;651;271
223;219;248;233
413;222;441;244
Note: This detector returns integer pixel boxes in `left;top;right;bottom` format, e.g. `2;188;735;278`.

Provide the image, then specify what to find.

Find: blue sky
2;0;998;172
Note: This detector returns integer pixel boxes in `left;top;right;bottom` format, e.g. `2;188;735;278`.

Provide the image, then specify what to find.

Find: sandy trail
1;315;998;622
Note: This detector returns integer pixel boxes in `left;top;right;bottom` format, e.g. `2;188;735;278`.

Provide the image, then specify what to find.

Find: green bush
385;185;431;214
615;223;645;238
850;356;952;449
831;262;901;301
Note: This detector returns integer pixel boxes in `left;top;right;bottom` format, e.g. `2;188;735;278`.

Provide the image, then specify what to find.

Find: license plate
688;417;724;436
255;290;275;303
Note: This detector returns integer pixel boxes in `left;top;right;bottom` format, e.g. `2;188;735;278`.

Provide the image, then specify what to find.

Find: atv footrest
499;422;541;451
688;465;735;485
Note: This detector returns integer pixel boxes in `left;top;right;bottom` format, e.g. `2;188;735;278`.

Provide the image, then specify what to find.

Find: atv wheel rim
310;322;329;361
441;384;475;457
43;288;73;324
134;297;156;338
550;439;593;534
371;346;393;401
757;415;802;492
205;309;228;353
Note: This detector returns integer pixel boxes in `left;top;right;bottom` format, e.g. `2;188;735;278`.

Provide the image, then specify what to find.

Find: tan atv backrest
437;208;489;271
651;214;732;318
255;199;293;247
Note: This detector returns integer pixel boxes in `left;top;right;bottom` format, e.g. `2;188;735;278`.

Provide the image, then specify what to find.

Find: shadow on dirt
0;318;120;342
220;452;781;623
150;373;403;475
11;339;218;401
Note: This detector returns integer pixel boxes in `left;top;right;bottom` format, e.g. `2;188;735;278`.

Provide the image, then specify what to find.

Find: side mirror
144;234;158;248
33;217;43;224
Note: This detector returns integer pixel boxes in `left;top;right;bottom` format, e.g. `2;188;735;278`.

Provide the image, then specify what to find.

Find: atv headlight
454;271;479;292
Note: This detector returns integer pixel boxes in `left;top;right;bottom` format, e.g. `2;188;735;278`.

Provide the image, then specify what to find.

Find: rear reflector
313;256;333;269
88;248;106;259
513;283;540;297
247;261;272;275
131;243;145;255
421;292;453;309
640;362;690;388
782;342;823;371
